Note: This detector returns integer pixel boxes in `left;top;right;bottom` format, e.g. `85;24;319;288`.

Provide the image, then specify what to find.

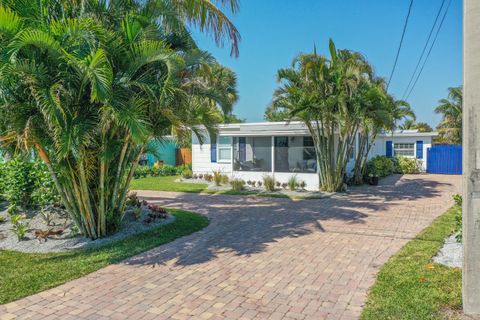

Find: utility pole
463;0;480;315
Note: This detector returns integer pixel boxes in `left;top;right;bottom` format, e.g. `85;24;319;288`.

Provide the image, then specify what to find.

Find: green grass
131;175;325;199
361;206;462;320
0;209;208;304
130;175;208;193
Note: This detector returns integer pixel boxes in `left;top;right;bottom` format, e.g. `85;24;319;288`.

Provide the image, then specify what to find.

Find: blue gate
427;145;462;174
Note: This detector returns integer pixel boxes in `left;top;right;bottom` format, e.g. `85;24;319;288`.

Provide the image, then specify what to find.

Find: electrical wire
401;0;446;99
386;0;414;90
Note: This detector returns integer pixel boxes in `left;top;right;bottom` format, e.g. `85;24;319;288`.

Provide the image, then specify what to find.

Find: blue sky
192;0;462;127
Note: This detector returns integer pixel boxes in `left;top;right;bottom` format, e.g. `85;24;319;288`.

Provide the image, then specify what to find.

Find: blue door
427;145;462;174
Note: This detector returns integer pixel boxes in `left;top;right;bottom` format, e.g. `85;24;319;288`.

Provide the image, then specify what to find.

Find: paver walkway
1;174;460;320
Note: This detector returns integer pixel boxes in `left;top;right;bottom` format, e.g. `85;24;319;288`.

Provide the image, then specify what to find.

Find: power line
401;0;446;99
405;0;452;100
386;0;414;90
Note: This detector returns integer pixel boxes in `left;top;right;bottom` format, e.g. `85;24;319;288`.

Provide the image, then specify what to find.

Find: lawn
361;205;462;319
0;210;208;304
130;175;209;193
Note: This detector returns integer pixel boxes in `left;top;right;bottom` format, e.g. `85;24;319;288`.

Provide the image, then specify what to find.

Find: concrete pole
463;0;480;315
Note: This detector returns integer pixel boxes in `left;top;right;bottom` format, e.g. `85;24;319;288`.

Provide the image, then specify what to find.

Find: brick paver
0;174;460;319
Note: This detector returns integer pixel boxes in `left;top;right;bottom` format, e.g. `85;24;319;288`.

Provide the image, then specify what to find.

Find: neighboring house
192;121;437;190
143;137;179;166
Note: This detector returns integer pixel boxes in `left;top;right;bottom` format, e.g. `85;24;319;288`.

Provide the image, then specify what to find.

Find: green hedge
133;164;192;179
0;157;58;209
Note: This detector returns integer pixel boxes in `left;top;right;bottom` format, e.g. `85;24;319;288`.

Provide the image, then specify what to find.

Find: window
394;143;415;157
273;136;317;173
233;136;272;172
217;136;232;162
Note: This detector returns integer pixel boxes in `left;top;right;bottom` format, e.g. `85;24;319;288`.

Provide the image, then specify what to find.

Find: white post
463;0;480;315
271;136;275;175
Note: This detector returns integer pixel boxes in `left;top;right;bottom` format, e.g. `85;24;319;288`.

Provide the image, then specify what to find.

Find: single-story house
192;121;437;190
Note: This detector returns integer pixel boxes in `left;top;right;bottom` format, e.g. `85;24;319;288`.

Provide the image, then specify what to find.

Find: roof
378;130;438;137
217;121;310;136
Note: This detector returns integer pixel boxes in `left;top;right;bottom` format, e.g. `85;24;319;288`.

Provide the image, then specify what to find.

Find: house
140;137;180;167
192;121;437;190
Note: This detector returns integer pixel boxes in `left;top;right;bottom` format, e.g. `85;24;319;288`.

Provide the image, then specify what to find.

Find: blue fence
427;144;462;175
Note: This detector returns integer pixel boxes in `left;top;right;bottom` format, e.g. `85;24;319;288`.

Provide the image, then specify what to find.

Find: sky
192;0;462;127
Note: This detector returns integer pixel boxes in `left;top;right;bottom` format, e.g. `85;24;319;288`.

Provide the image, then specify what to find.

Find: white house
191;121;437;191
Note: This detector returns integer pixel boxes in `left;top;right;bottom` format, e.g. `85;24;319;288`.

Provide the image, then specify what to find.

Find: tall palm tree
435;86;463;144
0;0;240;239
272;39;376;192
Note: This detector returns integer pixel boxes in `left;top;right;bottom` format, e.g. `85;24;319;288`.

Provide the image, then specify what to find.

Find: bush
133;165;151;179
453;194;463;243
263;175;276;192
181;169;193;179
221;174;229;184
230;179;245;191
365;156;394;178
0;158;57;209
161;164;178;176
287;175;298;191
395;156;419;174
212;170;224;186
453;194;462;207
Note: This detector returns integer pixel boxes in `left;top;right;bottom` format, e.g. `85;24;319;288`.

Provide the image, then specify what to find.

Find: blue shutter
211;142;217;163
386;141;393;158
416;141;423;159
239;137;246;162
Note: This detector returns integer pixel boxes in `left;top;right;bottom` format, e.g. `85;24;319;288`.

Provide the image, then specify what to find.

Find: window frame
217;136;233;163
393;142;416;158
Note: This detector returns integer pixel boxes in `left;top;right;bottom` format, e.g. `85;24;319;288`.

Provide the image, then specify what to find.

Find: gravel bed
179;178;332;198
433;234;462;268
0;206;174;253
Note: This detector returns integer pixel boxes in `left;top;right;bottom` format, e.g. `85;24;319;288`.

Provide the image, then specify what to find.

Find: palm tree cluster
271;40;415;191
435;86;462;144
0;0;240;239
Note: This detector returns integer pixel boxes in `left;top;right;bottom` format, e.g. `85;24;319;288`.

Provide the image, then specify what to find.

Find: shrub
453;194;462;207
212;170;224;186
181;169;193;179
365;156;394;178
300;181;306;189
204;174;213;182
2;158;36;209
221;174;229;184
257;181;262;187
133;166;151;179
10;214;28;241
263;175;276;192
453;195;463;243
287;175;298;191
282;182;287;189
161;164;178;176
230;179;245;191
31;160;59;207
395;156;419;174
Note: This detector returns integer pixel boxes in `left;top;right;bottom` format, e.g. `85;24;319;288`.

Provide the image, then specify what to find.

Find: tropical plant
435;86;463;144
272;39;410;191
229;178;245;191
212;170;224;186
365;156;394;178
262;175;275;192
287;175;298;191
181;168;193;179
395;156;419;174
0;1;239;239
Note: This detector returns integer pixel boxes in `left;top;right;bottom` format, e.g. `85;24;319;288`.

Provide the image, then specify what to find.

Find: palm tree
272;39;376;192
399;120;433;132
0;0;240;239
435;86;463;144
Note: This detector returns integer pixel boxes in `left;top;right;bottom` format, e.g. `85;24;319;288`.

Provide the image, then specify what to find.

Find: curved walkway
0;174;460;320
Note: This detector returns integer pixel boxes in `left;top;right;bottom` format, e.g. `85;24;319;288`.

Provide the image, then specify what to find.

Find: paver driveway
1;174;460;320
